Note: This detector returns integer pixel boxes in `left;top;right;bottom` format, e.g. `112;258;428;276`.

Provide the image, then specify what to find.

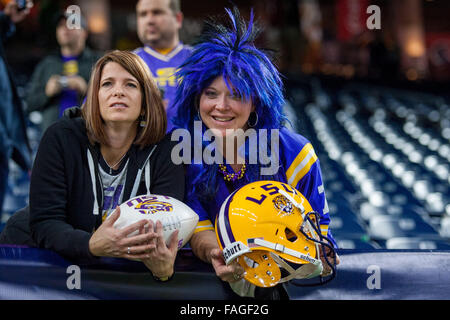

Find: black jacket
1;109;184;262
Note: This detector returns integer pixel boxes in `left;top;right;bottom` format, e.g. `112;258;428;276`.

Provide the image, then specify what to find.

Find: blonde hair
82;50;166;147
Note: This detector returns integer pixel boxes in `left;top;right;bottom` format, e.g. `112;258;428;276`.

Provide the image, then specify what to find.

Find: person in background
26;10;101;132
0;0;33;215
134;0;191;132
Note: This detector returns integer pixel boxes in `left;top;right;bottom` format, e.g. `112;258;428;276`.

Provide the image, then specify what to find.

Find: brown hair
82;50;166;147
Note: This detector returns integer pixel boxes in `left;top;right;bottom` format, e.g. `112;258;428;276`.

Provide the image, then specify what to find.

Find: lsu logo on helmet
273;195;294;216
215;180;337;288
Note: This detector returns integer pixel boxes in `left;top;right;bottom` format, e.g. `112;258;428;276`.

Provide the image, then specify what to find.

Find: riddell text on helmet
223;241;250;264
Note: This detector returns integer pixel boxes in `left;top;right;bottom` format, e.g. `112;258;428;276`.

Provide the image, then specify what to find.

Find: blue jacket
0;12;31;170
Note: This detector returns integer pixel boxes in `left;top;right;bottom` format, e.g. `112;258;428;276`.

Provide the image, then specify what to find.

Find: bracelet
152;272;174;282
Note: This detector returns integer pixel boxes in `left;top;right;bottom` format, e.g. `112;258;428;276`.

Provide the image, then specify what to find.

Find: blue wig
173;7;286;130
173;7;287;199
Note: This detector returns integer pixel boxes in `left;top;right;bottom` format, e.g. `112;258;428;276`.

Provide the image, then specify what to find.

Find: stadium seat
327;206;369;239
360;202;431;222
440;216;450;239
335;237;381;250
386;237;450;250
368;215;440;241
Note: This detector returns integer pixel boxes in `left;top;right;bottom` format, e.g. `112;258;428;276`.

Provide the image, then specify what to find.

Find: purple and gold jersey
59;56;79;117
185;128;336;247
134;43;192;132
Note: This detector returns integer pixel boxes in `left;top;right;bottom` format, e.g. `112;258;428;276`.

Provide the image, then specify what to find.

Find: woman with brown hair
1;50;184;281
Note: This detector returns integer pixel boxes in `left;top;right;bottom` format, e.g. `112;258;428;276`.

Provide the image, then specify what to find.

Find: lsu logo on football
125;195;173;215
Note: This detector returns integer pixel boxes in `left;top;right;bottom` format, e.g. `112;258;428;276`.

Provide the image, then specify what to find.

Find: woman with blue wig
173;8;339;298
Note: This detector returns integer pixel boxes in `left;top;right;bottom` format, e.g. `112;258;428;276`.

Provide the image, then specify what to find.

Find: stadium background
0;0;449;300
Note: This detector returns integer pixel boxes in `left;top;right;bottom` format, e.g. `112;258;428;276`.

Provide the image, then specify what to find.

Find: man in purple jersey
134;0;191;132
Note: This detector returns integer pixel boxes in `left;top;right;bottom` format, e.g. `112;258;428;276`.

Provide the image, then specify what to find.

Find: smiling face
98;62;143;125
199;76;254;137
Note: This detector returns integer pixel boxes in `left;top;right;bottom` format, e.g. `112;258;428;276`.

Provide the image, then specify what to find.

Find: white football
113;194;199;249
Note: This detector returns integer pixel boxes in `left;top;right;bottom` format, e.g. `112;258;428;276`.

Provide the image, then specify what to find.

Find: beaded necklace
218;163;246;182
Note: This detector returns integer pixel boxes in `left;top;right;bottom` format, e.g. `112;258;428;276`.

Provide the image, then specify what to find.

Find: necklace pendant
103;151;128;174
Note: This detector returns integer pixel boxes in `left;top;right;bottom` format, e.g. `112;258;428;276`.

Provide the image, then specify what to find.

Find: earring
197;108;202;121
140;114;146;127
247;111;259;127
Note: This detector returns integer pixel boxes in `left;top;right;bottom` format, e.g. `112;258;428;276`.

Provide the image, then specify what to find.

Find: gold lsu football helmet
215;180;336;288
